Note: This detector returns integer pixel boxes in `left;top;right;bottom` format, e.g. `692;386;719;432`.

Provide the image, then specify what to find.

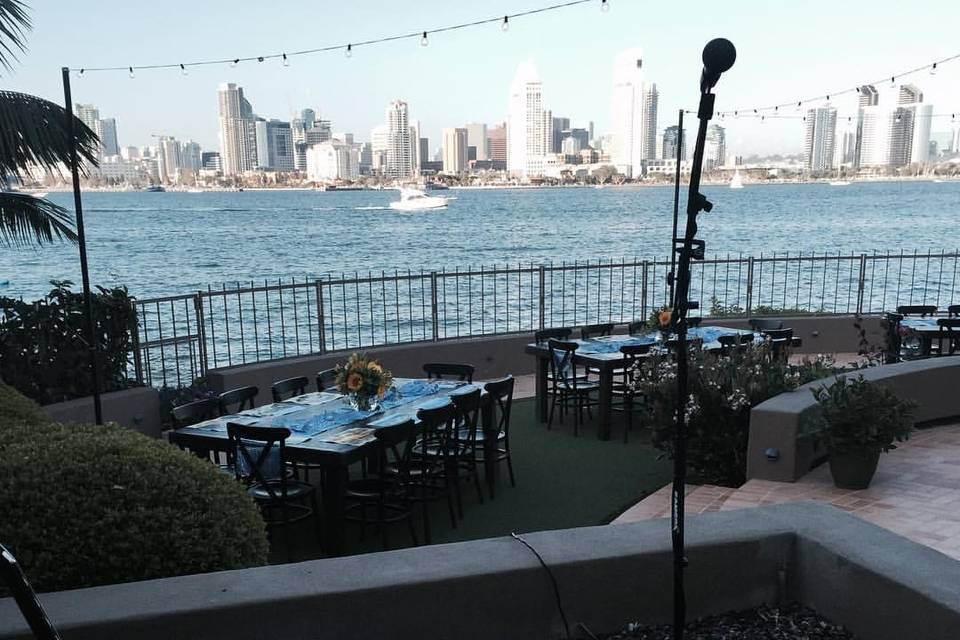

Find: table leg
598;367;613;441
535;356;548;423
321;465;347;556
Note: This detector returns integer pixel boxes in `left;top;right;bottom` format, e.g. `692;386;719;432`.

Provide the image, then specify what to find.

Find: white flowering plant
629;344;838;486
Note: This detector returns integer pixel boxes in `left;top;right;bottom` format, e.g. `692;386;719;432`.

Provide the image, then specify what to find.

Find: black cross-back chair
949;304;960;318
410;401;460;544
883;312;904;363
227;423;320;561
423;362;474;383
0;545;60;640
316;368;337;392
613;343;652;443
896;305;937;317
717;333;753;356
762;328;794;360
546;339;599;436
170;398;226;466
479;376;516;498
936;318;960;356
749;318;783;332
218;385;258;415
272;376;309;403
535;327;573;343
627;320;647;336
450;386;485;513
664;337;704;358
580;323;614;340
686;317;703;328
344;416;420;550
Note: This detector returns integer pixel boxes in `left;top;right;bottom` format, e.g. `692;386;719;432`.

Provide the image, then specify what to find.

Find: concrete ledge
41;386;162;438
747;356;960;482
1;503;958;639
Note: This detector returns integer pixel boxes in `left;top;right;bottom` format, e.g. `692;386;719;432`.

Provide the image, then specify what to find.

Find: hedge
0;382;269;593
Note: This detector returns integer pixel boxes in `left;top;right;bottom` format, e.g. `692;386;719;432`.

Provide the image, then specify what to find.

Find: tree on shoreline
0;0;98;248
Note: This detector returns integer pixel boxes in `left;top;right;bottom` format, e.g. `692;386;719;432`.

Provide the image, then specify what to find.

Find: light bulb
501;16;509;32
78;68;85;77
230;59;239;67
761;116;765;124
601;0;610;13
890;76;895;88
420;31;428;46
128;66;135;79
257;56;264;63
282;53;289;67
795;101;801;112
345;44;352;58
180;63;188;76
895;114;902;123
930;63;937;76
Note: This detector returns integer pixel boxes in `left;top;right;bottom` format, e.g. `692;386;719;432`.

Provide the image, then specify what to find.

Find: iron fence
131;250;960;388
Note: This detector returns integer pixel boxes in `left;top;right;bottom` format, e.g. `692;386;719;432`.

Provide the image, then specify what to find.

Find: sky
5;0;960;158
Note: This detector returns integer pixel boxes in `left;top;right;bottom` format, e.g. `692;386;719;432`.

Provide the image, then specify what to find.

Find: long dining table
168;378;496;556
899;316;958;357
525;326;756;440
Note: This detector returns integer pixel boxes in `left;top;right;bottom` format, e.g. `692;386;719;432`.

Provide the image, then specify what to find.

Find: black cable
511;532;571;640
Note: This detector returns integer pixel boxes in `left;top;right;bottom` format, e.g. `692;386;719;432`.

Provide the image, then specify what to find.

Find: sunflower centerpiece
649;305;674;343
335;353;393;412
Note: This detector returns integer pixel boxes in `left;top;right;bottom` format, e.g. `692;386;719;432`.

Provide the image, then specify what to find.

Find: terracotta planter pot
828;449;880;490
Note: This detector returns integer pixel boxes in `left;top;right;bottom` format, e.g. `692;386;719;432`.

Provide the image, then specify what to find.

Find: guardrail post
640;261;649;320
745;257;755;316
538;266;546;330
315;279;327;354
856;253;867;314
130;300;144;385
193;292;207;378
430;272;440;341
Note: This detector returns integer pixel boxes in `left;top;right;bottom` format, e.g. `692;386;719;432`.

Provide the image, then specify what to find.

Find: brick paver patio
615;424;960;561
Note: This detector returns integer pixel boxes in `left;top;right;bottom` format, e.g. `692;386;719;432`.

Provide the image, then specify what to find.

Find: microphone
699;38;736;92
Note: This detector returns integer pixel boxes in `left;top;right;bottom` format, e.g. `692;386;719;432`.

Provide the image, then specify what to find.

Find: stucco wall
41;386;162;438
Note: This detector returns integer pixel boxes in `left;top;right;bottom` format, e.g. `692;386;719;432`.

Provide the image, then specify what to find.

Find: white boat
729;170;744;189
389;188;450;211
31;192;48;198
829;180;851;186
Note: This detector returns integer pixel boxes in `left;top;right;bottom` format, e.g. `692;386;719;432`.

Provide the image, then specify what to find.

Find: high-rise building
181;140;202;171
551;117;571;153
385;100;413;179
804;105;838;172
255;119;294;171
704;124;726;169
156;136;182;183
371;124;389;175
99;118;119;157
306;141;359;181
217;83;256;175
561;136;581;161
419;138;429;167
442;127;468;174
410;121;421;175
465;123;488;161
662;125;686;161
890;84;932;166
75;104;103;157
487;125;507;163
120;146;139;161
506;60;548;178
610;48;653;178
201;152;222;173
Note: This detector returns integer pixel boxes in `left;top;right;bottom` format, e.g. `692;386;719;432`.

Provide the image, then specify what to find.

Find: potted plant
804;375;916;489
334;353;393;412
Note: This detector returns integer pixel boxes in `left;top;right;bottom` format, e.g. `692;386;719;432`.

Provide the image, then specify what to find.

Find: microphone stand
669;61;724;640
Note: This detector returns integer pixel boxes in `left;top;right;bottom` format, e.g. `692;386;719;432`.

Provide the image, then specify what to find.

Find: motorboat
729;169;744;189
829;180;851;186
389;188;450;211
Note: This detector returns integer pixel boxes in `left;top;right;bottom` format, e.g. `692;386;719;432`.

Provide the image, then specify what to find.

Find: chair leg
547;393;557;430
472;461;484;504
378;496;389;550
624;394;632;444
311;493;323;551
281;502;292;563
506;453;516;487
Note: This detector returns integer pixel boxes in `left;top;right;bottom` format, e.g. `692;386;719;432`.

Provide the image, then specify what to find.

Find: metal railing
132;250;960;388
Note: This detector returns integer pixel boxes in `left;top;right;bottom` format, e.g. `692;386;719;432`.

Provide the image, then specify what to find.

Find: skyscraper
551;117;571;153
487;125;507;163
385;100;413;179
99;118;119;157
254;119;294;171
180;140;203;171
442;127;468;175
704;124;726;169
890;84;932;166
662;125;686;161
641;83;659;162
465;123;488;161
610;48;651;178
506;60;548;178
75;104;103;157
217;83;256;175
855;85;880;169
156;136;182;183
804;105;838;172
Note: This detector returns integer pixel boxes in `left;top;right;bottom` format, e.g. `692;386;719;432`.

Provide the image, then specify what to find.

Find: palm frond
0;90;99;177
0;0;30;73
0;191;78;247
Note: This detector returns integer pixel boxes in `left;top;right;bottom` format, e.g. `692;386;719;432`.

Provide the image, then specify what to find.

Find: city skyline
8;0;960;159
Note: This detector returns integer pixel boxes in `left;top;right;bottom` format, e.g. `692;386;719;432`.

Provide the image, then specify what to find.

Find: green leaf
0;191;77;247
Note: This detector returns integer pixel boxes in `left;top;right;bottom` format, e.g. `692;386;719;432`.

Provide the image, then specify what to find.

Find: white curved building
610;48;657;179
506;59;549;179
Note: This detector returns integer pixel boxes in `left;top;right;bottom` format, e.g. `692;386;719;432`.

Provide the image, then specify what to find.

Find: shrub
0;280;139;405
0;382;268;593
631;343;839;486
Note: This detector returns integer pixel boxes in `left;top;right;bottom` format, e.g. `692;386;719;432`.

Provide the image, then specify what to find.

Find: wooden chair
936;318;960;356
613;344;652;443
627;320;647;336
717;333;752;356
546;339;599;436
170;398;223;465
535;327;572;343
449;387;486;515
271;376;309;403
227;423;320;561
580;323;614;340
423;362;474;383
896;305;937;317
949;304;960;318
762;328;794;360
316;368;337;392
410;401;460;544
344;417;419;550
479;376;516;498
218;385;258;414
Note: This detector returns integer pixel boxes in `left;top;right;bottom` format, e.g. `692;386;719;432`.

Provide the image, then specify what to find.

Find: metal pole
61;67;102;425
668;109;684;303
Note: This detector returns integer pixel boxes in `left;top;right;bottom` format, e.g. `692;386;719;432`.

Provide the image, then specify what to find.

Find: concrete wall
1;503;957;640
41;386;162;439
747;356;960;482
207;315;880;404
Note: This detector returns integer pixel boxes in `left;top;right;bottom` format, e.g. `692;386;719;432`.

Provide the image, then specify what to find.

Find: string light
895;113;902;123
179;63;188;76
282;53;289;67
930;62;937;76
890;76;896;87
345;44;352;58
128;66;134;79
78;68;84;77
420;31;429;46
257;56;264;63
601;0;610;12
230;59;239;67
501;15;509;31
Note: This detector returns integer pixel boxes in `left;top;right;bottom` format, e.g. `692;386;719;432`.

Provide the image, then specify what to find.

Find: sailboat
729;169;744;189
829;168;851;186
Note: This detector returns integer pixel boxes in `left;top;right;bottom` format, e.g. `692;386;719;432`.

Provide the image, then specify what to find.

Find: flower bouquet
334;353;393;412
648;305;674;343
